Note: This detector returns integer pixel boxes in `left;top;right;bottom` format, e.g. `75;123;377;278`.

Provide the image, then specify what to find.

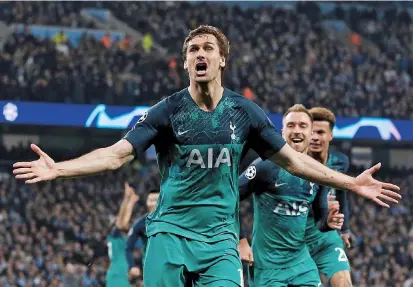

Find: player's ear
219;56;226;68
329;130;333;142
184;60;188;70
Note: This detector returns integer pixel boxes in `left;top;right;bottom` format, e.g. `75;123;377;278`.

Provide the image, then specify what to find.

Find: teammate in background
238;105;345;287
306;107;353;287
13;25;401;287
106;182;140;287
126;189;159;279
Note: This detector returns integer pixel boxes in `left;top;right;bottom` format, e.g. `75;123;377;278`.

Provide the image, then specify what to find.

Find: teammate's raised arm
116;182;140;232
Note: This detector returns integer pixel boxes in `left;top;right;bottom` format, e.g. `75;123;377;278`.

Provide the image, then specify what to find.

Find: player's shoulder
131;213;148;232
133;213;148;225
328;149;349;171
108;227;123;239
156;88;188;111
225;88;260;110
143;89;188;124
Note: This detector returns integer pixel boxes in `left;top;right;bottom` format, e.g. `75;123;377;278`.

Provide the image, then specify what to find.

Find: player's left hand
327;204;344;230
353;163;401;208
238;238;254;266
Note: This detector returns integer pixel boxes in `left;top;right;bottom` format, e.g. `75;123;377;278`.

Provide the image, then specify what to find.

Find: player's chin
290;142;306;153
194;76;211;83
331;225;343;230
309;144;322;152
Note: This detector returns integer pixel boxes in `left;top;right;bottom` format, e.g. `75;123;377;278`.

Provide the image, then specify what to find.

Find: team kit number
335;247;348;262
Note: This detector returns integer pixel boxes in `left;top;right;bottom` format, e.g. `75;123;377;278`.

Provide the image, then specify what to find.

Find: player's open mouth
291;138;304;143
195;62;208;76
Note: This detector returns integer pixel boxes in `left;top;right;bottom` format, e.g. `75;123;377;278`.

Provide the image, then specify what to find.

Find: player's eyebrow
189;41;216;48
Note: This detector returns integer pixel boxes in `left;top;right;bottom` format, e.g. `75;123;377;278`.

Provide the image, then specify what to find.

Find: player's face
184;34;225;84
146;193;159;213
282;112;312;153
310;121;333;153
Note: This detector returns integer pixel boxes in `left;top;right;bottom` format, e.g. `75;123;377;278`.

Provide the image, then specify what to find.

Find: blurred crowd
0;143;411;286
1;2;413;118
0;144;160;287
0;1;96;28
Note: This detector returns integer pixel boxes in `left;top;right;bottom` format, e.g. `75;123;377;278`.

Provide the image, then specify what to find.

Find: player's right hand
129;267;141;278
327;202;344;230
327;195;336;211
13;144;58;184
238;238;254;266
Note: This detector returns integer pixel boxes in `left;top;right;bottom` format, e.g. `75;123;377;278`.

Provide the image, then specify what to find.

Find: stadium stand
1;1;413;287
1;2;413;118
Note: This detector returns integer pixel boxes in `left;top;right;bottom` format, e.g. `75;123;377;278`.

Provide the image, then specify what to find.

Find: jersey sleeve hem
122;136;138;159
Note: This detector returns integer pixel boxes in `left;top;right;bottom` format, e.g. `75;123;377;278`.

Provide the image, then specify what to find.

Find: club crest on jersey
137;111;148;123
230;121;237;140
186;148;231;168
245;166;256;180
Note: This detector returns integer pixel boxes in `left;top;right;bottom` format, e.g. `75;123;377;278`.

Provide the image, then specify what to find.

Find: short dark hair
283;104;313;122
309;107;336;130
148;189;160;195
182;25;230;81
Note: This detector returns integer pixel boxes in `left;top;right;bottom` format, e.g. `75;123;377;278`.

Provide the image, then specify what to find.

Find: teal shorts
143;232;243;287
250;257;321;287
308;232;351;280
106;274;130;287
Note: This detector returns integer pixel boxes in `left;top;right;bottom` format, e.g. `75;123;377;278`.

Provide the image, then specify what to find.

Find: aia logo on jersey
274;201;309;216
186;148;232;168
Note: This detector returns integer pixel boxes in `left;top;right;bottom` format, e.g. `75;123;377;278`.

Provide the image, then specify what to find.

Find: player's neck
308;149;329;165
189;80;224;112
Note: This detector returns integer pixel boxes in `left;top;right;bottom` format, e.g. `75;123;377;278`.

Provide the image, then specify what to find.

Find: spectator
101;33;111;49
142;33;153;54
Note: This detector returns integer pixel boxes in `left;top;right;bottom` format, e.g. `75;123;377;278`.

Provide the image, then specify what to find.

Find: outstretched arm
14;99;170;184
269;144;401;208
244;99;400;209
13;140;134;183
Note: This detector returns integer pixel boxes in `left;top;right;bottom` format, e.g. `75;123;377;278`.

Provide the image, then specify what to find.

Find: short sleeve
123;99;170;157
239;158;268;201
246;102;286;159
239;158;268;240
